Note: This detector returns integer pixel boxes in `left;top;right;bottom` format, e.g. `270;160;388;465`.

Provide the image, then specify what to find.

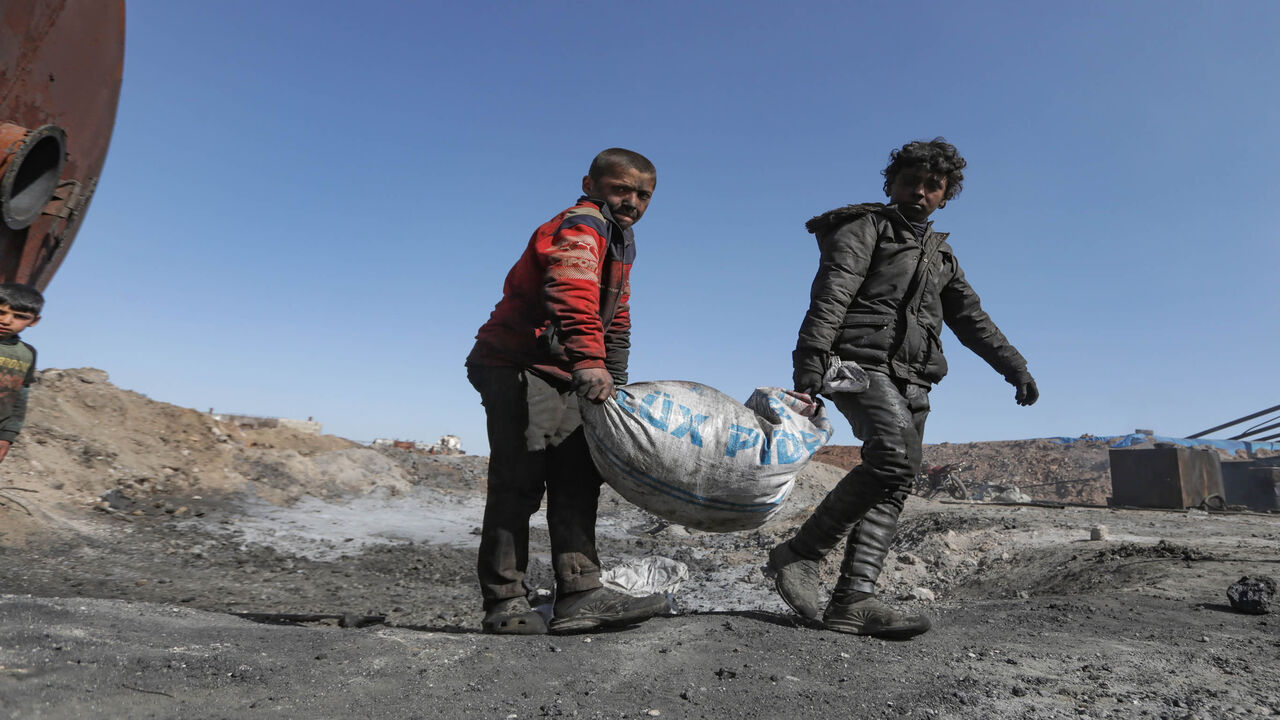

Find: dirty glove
792;349;828;395
1011;374;1039;407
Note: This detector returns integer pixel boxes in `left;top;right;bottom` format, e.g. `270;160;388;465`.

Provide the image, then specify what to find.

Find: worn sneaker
481;596;548;635
823;594;931;639
764;541;821;620
548;587;669;634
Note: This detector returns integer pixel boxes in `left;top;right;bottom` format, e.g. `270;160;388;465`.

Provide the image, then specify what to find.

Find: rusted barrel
0;1;125;290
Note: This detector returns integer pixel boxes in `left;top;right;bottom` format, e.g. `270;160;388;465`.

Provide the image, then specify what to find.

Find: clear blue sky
34;1;1280;453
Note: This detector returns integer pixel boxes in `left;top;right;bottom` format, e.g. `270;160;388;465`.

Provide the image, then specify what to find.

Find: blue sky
34;1;1280;453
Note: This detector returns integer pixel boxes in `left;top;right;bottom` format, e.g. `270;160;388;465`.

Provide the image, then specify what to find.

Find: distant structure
212;412;322;436
372;435;464;455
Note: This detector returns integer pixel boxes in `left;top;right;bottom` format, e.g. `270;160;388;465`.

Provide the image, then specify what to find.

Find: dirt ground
2;369;1278;719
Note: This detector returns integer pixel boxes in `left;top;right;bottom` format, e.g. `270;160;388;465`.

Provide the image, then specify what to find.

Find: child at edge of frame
0;283;43;465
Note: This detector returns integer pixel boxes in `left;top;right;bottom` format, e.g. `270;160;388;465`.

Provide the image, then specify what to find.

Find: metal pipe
1230;418;1280;441
1188;404;1280;439
0;123;66;230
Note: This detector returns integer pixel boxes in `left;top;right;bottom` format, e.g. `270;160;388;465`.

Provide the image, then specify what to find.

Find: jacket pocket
838;314;893;352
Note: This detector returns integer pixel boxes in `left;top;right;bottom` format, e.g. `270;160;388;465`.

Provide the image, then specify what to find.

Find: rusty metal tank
1108;445;1225;509
1;1;125;291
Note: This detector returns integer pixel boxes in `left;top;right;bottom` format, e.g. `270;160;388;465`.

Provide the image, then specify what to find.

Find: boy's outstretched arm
939;263;1037;407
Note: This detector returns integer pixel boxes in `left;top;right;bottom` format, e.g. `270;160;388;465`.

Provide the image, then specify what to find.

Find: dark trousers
467;365;604;609
790;370;930;594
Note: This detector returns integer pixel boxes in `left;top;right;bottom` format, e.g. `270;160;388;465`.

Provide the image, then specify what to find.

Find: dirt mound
817;437;1120;505
0;368;446;543
922;437;1118;504
235;425;357;454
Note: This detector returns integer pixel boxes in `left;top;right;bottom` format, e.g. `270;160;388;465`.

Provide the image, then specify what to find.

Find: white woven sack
580;381;833;532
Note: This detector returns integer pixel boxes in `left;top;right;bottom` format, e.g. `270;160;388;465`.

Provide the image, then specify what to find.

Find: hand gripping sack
580;381;833;532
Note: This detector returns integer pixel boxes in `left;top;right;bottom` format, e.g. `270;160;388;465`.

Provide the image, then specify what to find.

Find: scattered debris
1096;539;1213;562
906;587;936;602
372;435;465;455
0;486;36;516
234;612;387;628
991;487;1031;504
212;412;322;435
602;556;689;597
121;684;174;698
1226;576;1276;615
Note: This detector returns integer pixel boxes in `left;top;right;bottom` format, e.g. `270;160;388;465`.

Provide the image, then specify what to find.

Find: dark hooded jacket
795;203;1029;388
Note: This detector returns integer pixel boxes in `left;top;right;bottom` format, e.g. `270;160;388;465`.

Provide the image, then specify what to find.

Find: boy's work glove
792;349;828;395
1009;372;1039;406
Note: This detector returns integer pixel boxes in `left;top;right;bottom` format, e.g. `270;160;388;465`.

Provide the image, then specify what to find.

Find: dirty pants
467;365;604;609
789;370;930;595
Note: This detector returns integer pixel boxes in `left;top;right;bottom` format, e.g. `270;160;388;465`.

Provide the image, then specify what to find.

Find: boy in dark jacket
465;148;668;635
767;139;1038;638
0;283;42;465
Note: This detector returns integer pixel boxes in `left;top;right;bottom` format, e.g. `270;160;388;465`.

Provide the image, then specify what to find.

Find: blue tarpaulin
1049;434;1280;455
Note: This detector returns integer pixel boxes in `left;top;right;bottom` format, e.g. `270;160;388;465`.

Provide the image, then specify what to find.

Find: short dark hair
588;148;656;181
882;138;966;201
0;283;44;315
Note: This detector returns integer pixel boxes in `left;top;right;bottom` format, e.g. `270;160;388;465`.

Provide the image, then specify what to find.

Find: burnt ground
1;369;1279;719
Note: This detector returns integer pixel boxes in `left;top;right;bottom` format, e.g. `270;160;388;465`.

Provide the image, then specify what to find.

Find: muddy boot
764;541;822;620
548;587;669;634
481;596;548;635
823;591;930;639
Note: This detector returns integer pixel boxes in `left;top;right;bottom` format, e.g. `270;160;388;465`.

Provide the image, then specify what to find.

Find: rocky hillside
816;437;1119;505
0;368;480;543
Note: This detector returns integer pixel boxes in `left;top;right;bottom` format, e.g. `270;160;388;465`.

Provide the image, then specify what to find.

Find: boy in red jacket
466;148;668;635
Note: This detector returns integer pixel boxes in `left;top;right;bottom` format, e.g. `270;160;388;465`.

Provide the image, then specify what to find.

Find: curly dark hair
881;138;966;201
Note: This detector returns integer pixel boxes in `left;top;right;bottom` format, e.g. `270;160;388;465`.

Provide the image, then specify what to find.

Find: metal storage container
1221;462;1280;511
1108;446;1224;509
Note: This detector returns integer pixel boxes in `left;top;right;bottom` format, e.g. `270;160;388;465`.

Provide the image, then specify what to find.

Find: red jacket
467;197;634;386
